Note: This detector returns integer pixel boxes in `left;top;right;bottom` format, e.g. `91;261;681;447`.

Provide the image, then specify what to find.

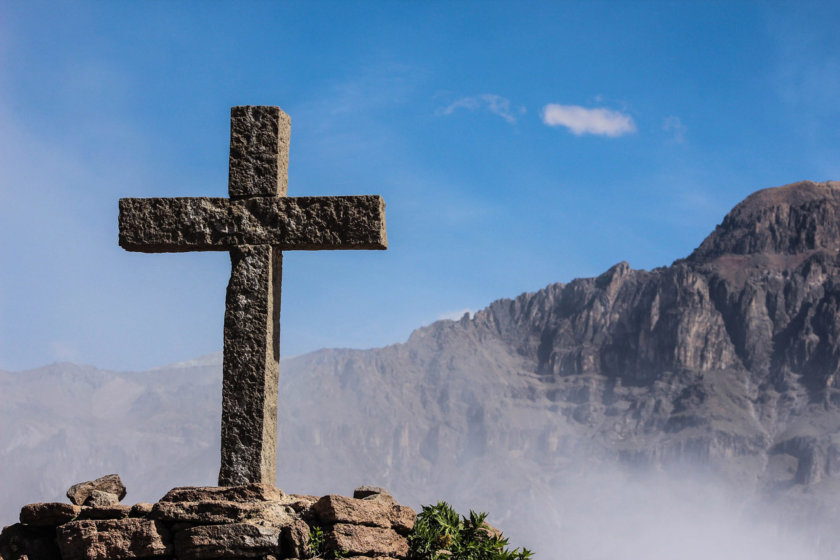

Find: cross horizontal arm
119;195;387;252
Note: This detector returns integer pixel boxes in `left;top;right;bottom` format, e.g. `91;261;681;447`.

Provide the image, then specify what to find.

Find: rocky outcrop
0;484;416;560
268;180;840;509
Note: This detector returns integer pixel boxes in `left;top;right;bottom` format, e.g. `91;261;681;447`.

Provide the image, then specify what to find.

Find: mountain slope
3;180;840;559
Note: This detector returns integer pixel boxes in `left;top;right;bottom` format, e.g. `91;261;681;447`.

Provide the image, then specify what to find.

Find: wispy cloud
438;94;520;124
541;104;636;137
662;115;687;144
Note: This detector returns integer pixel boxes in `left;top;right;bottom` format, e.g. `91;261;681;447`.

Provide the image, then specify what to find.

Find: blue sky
1;1;839;371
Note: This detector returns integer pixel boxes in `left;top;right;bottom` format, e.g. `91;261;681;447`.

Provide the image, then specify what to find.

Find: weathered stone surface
229;106;290;199
173;523;280;560
19;503;80;526
128;503;153;517
0;523;61;560
280;519;309;559
85;491;119;507
151;500;295;526
160;484;286;503
325;524;408;558
689;180;840;261
219;244;280;487
352;486;390;500
285;494;318;513
56;518;170;560
118;196;388;253
311;495;390;528
389;505;417;534
66;475;126;506
77;505;131;520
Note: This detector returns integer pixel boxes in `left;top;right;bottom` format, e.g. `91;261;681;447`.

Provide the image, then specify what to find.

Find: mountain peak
687;180;840;263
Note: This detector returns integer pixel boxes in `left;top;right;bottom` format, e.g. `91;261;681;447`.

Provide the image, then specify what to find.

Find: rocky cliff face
3;181;840;558
272;180;840;545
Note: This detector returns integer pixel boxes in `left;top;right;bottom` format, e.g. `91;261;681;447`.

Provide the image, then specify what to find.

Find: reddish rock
56;518;170;560
312;495;390;528
325;523;408;558
19;503;80;527
280;519;310;558
389;505;417;534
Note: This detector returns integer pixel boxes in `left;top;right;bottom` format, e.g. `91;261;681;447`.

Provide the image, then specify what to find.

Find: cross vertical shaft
219;245;282;485
219;107;289;486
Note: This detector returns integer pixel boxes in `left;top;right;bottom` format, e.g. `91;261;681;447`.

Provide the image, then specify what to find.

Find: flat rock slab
353;486;391;500
160;484;286;503
173;523;280;560
312;495;391;528
56;518;171;560
326;524;408;558
19;503;81;526
151;500;295;526
77;505;131;521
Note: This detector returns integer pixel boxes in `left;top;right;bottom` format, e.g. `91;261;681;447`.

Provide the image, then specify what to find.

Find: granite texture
218;245;281;487
228;106;290;199
118;195;387;253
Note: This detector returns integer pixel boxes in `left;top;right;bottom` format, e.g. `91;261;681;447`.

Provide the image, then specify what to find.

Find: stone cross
119;106;387;486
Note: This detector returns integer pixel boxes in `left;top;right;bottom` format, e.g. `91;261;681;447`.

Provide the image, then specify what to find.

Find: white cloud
541;104;636;137
663;115;687;144
439;94;518;124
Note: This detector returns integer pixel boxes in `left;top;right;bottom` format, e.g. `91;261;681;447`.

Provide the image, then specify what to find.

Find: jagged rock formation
3;180;840;557
271;180;840;539
0;484;416;560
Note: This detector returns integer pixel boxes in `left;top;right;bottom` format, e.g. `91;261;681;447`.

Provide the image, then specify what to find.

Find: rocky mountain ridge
3;180;840;558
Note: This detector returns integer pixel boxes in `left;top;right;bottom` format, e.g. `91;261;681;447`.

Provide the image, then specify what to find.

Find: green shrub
408;501;533;560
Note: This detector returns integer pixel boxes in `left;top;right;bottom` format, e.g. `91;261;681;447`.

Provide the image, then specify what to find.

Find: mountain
3;180;840;559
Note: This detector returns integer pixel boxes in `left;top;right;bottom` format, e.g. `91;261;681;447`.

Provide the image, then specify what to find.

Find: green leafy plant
307;525;348;560
408;501;533;560
308;525;325;558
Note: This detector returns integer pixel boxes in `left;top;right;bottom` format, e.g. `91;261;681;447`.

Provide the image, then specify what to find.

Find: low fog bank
489;467;828;560
272;457;833;560
2;361;837;559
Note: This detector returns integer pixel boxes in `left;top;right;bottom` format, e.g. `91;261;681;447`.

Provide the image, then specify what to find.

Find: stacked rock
0;477;416;560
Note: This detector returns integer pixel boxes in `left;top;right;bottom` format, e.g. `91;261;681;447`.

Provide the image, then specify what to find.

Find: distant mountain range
3;180;840;559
